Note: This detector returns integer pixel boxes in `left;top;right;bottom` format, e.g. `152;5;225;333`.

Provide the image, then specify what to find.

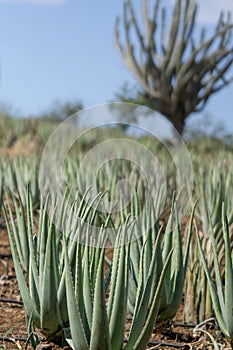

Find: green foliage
1;131;233;349
4;189;174;349
40;99;83;122
197;205;233;346
65;226;173;350
3;157;40;207
184;158;233;323
128;198;196;322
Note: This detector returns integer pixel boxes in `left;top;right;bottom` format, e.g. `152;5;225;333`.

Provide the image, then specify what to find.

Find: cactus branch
115;0;233;135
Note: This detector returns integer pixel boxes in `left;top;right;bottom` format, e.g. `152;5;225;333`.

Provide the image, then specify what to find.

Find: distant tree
185;112;232;141
41;99;83;122
115;0;233;135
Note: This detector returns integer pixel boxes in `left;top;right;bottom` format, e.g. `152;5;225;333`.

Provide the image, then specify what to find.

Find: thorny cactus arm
115;0;233;134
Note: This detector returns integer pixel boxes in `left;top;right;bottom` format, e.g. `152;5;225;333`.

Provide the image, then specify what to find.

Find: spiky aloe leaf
83;244;94;332
57;221;86;326
160;202;197;320
222;206;233;339
74;242;85;319
26;191;39;292
38;196;50;298
141;203;153;287
160;210;183;319
3;204;40;326
207;209;225;315
40;218;63;340
29;248;40;315
5;194;28;273
197;230;229;337
126;229;163;348
126;250;173;350
183;201;197;280
12;193;29;272
108;228;129;350
162;193;176;263
64;238;89;350
90;248;111;350
107;230;122;319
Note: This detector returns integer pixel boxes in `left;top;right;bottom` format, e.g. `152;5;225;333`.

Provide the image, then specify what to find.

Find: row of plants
0;144;232;348
4;189;196;349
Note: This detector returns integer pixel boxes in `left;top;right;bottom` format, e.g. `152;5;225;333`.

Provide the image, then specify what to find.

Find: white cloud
0;0;67;4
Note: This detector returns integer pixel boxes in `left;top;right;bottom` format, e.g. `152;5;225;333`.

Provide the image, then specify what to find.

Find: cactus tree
115;0;233;135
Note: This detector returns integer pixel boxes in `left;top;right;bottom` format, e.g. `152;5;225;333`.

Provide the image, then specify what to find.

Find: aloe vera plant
3;189;107;343
65;224;173;350
197;205;233;347
4;188;174;349
127;197;196;322
184;162;233;323
3;157;40;207
4;193;66;342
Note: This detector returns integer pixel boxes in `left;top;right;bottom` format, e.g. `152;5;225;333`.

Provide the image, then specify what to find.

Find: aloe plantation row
0;143;233;349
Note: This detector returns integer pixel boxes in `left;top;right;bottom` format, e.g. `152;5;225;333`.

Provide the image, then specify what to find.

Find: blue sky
0;0;232;133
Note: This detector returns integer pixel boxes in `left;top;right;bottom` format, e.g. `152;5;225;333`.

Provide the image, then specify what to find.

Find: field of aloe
0;120;233;349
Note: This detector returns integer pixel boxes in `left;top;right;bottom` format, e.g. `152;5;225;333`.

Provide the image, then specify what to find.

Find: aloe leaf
129;238;140;285
127;272;137;314
74;242;85;318
129;250;173;350
183;201;197;278
107;231;122;319
13;194;29;271
26;192;39;292
64;238;89;350
167;203;196;320
40;219;62;339
196;231;229;337
162;194;175;262
132;240;147;318
171;214;183;296
207;209;225;316
57;224;85;325
164;210;183;318
6;196;28;272
162;197;175;299
108;231;129;350
90;248;111;350
3;205;40;325
127;229;163;348
158;207;180;320
83;245;93;332
29;252;40;315
143;230;152;288
65;338;75;350
38;198;49;298
222;206;233;338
